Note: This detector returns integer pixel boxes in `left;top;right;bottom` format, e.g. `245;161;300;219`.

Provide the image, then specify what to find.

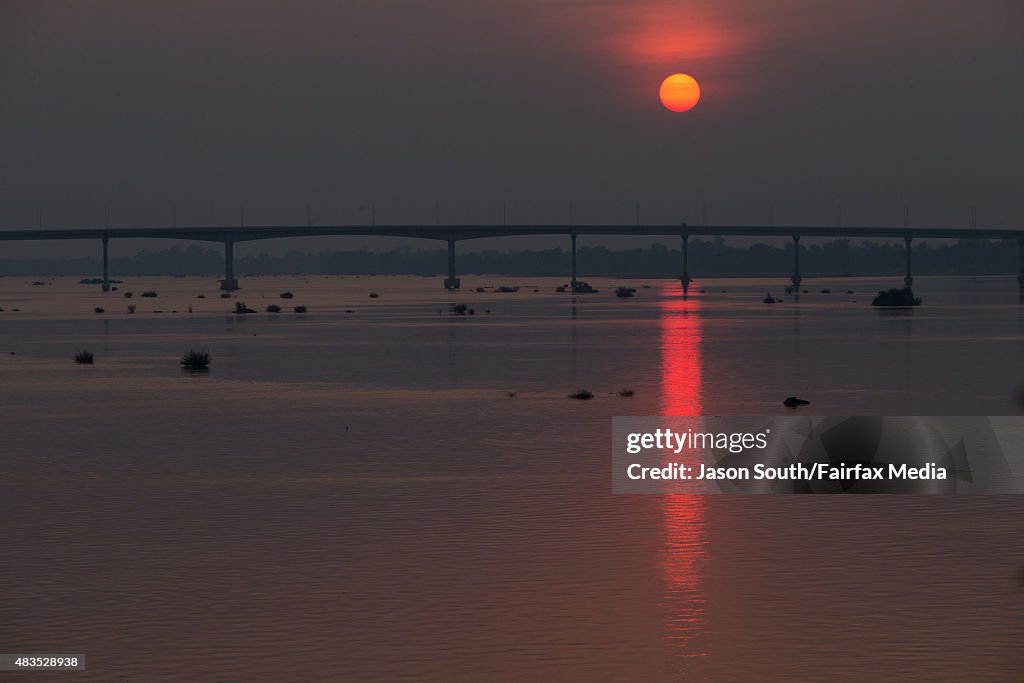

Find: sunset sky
1;0;1022;253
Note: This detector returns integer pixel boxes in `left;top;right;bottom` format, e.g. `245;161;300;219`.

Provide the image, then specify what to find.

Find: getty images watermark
612;416;1024;494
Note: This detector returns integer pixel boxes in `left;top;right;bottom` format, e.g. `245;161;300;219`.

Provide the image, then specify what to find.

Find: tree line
0;239;1019;277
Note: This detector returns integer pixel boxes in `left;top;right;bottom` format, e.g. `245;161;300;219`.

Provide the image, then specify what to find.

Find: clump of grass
233;301;256;314
74;350;94;364
127;304;136;313
294;305;307;313
617;388;635;397
140;291;158;298
872;287;921;307
94;307;105;314
219;292;231;299
476;286;486;293
569;389;594;400
279;291;294;299
266;304;281;313
496;285;519;293
180;349;211;371
369;292;380;298
452;304;468;315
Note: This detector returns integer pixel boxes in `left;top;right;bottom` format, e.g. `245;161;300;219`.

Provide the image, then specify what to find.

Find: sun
659;74;701;112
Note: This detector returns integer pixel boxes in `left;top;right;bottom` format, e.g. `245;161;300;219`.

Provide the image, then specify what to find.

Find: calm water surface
1;275;1022;681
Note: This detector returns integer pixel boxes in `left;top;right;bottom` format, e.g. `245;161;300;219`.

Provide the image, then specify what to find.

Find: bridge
1;223;1022;298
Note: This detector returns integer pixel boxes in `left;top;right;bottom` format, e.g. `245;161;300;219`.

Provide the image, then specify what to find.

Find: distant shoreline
0;239;1017;278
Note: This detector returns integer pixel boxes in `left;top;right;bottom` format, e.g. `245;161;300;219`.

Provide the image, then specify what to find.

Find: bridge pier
1018;239;1024;304
570;233;577;291
680;234;690;298
101;236;110;291
904;236;914;288
444;238;460;289
791;236;802;290
220;240;239;291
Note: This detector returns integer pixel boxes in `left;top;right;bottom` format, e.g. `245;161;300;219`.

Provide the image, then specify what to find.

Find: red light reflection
658;287;708;660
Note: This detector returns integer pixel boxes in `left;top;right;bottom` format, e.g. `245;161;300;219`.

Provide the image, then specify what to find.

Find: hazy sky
1;0;1022;255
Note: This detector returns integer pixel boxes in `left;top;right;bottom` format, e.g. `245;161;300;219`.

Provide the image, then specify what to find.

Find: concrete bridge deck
1;224;1022;242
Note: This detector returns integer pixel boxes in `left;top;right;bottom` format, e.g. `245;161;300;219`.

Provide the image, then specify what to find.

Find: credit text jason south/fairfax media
627;462;948;481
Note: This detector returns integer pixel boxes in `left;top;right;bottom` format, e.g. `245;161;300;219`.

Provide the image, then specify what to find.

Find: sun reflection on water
658;287;709;665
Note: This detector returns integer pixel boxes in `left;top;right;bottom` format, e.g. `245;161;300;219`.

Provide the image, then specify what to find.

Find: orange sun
659;74;701;112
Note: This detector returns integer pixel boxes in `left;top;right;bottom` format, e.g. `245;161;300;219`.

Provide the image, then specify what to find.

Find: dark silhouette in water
872;287;921;307
763;293;778;303
180;349;211;371
784;396;811;407
572;281;597;293
73;350;94;364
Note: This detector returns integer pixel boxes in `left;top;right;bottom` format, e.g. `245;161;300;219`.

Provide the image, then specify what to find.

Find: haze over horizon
1;0;1022;257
